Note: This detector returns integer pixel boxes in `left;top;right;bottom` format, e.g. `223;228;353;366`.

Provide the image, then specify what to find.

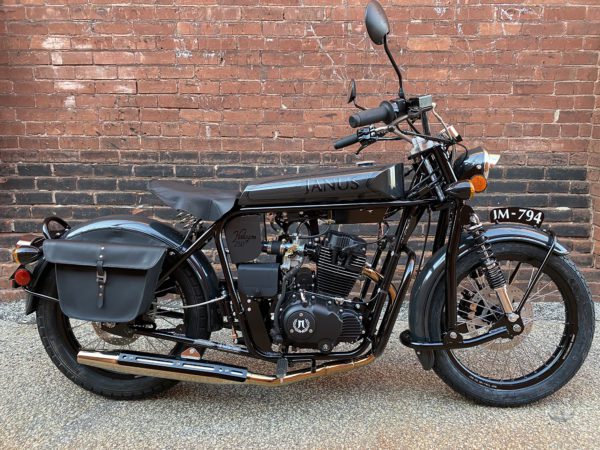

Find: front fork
445;202;520;343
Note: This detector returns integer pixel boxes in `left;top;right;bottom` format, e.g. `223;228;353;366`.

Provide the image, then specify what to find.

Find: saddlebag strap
96;259;107;308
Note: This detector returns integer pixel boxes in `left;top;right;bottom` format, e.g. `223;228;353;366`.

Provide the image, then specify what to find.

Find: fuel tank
239;163;404;206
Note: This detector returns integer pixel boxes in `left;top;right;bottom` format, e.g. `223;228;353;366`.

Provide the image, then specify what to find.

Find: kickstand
276;358;288;379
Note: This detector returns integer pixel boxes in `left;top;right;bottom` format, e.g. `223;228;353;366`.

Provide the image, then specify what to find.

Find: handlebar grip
349;101;396;128
333;132;359;150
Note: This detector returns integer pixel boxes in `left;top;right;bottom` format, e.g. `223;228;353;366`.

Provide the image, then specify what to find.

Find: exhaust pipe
77;350;375;387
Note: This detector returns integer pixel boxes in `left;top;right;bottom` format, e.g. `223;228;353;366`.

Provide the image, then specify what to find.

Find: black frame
154;198;430;363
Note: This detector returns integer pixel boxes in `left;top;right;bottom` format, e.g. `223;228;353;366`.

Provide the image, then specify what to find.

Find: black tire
36;263;210;400
429;242;595;406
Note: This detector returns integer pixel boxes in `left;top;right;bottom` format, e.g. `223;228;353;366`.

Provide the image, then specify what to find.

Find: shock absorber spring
467;219;505;289
467;214;518;321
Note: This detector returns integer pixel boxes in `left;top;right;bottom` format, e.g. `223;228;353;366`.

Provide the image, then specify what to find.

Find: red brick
138;80;177;94
75;66;117;79
407;37;451;51
95;81;137;94
93;51;135;65
50;51;93;65
30;36;70;50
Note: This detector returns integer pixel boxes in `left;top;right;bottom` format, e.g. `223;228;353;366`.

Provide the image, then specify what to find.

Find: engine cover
281;290;364;353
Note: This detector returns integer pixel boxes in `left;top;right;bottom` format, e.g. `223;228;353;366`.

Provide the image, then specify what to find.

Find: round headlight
453;147;501;181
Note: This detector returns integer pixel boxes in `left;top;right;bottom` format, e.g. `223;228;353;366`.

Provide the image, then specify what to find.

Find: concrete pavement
0;301;598;449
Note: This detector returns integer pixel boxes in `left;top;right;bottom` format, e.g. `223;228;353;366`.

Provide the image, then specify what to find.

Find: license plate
490;207;544;227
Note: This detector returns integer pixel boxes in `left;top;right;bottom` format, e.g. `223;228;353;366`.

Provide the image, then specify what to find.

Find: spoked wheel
429;242;594;406
69;284;188;356
36;263;209;399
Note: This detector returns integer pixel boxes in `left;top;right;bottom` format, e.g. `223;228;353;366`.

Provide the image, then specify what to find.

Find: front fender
408;224;568;370
26;215;219;318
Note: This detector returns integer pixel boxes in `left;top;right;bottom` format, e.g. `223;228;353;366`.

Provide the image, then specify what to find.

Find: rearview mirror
347;79;357;104
365;1;390;46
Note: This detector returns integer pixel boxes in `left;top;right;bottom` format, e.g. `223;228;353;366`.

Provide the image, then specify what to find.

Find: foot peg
276;358;288;379
181;347;202;360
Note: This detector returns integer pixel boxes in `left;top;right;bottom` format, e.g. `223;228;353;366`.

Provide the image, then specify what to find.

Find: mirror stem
383;35;404;98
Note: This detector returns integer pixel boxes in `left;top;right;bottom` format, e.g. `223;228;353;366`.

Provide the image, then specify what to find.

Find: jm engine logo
304;178;360;194
293;318;311;334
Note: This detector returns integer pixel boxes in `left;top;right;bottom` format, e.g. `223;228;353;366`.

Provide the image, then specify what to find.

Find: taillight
13;268;32;287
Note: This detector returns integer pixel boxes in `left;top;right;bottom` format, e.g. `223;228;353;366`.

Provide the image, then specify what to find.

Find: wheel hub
462;285;533;350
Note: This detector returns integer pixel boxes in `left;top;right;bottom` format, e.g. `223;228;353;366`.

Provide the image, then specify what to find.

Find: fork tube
421;111;431;135
433;208;449;252
445;203;471;329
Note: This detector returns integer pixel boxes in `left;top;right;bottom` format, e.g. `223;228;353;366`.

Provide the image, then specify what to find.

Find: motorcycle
10;1;594;406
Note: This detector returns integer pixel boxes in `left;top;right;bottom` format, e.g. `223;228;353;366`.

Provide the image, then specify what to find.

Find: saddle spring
176;210;201;229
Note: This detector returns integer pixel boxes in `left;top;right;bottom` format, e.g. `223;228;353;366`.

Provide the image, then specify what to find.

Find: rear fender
408;224;568;370
25;216;220;325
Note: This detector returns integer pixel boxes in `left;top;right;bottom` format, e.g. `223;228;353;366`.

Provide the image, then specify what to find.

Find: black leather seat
150;180;239;221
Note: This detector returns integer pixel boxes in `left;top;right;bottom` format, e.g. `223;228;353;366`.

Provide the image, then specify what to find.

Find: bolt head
513;324;522;333
449;331;458;339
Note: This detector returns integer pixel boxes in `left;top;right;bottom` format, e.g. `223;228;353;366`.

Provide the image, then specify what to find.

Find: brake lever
355;140;374;155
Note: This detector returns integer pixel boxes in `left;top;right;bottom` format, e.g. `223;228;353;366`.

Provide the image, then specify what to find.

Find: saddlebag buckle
96;259;107;308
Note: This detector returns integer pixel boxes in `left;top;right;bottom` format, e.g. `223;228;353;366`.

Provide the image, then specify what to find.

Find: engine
227;214;372;353
279;230;368;352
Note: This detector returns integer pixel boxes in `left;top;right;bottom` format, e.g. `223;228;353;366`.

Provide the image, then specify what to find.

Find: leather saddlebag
44;240;167;322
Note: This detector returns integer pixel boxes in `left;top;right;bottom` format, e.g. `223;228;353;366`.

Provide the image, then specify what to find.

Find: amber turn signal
470;175;488;193
12;245;41;265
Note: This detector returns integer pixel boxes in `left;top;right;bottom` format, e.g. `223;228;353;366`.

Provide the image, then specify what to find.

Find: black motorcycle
10;1;594;406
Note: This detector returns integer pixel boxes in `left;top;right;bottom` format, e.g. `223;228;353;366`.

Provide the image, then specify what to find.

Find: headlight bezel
453;146;500;189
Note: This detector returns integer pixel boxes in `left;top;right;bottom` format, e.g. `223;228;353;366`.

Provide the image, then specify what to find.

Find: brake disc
91;322;139;346
463;285;533;350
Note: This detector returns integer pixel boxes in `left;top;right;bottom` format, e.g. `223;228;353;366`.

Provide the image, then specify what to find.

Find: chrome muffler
77;351;375;387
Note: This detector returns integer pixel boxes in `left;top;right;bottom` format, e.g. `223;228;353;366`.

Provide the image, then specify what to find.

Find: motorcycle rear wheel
429;241;594;406
36;263;210;399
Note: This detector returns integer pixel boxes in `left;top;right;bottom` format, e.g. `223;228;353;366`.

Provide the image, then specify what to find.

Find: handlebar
333;132;359;150
333;95;434;150
349;101;397;128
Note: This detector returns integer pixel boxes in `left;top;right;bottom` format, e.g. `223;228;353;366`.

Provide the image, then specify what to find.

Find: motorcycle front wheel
428;241;595;406
36;263;210;399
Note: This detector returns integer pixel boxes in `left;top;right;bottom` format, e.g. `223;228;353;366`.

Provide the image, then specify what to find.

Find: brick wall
1;0;599;301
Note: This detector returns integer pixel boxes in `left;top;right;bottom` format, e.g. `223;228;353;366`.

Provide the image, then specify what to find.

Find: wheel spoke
449;257;569;385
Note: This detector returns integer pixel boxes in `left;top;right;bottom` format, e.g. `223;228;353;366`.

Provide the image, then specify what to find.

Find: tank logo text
304;178;360;194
